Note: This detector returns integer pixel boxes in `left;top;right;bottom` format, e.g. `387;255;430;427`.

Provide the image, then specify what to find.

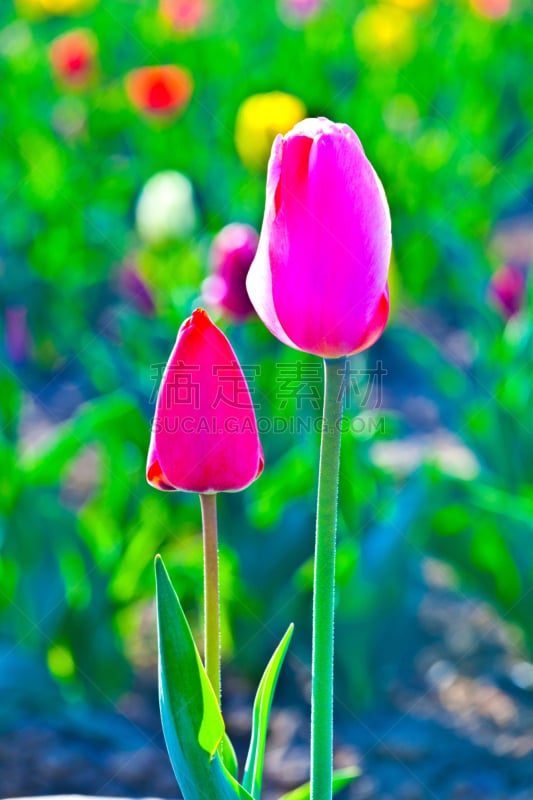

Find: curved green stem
199;492;221;704
310;356;346;800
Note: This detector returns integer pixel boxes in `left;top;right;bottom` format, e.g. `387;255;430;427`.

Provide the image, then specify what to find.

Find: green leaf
278;767;360;800
23;392;146;486
243;624;294;799
221;731;239;779
155;556;254;800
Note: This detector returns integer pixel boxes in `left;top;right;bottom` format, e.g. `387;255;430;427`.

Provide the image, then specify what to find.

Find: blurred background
1;0;533;797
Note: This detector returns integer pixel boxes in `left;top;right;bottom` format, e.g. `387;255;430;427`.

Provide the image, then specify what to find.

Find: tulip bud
202;223;258;321
125;65;193;119
147;308;264;493
135;171;197;247
49;30;98;90
247;117;391;359
488;264;526;319
235;92;306;171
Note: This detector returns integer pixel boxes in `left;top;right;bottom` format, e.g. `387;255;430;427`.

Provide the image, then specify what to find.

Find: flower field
0;0;532;797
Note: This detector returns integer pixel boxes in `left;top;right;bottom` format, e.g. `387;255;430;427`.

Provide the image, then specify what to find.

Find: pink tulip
202;223;258;321
147;308;263;493
488;264;526;319
246;117;391;359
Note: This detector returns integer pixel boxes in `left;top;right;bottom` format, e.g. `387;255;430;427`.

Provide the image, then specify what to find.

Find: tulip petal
352;282;390;353
147;440;176;491
147;309;264;494
247;136;301;352
248;117;392;358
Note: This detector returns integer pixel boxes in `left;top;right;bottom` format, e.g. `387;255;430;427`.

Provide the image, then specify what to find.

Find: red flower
126;65;193;118
147;308;264;493
49;29;98;89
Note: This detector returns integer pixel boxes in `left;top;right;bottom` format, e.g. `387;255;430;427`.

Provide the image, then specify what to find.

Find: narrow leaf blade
156;555;249;800
243;624;294;798
221;731;239;779
278;767;360;800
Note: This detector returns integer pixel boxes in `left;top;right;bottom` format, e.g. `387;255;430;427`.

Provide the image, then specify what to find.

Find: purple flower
202;223;259;321
119;265;156;316
5;306;30;365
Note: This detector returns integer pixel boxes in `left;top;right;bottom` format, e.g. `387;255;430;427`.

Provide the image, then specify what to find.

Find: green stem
199;492;221;704
311;356;346;800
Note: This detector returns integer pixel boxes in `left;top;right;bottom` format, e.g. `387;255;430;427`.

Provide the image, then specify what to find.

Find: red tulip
49;29;98;89
247;117;391;358
488;264;526;319
147;308;263;493
202;223;258;321
125;65;193;118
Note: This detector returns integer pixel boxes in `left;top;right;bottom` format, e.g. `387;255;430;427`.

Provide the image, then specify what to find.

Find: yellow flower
235;91;306;171
387;0;431;10
41;0;98;11
16;0;98;16
353;5;416;66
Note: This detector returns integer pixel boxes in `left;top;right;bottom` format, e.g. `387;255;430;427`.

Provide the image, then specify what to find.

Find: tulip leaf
277;767;360;800
221;731;239;779
243;623;294;799
155;556;254;800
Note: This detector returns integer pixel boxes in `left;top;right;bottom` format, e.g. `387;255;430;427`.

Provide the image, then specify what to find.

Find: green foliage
243;623;294;799
0;0;532;716
155;555;251;800
278;767;360;800
156;555;297;800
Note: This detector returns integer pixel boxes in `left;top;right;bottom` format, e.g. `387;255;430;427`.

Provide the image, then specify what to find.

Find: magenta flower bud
147;308;264;493
202;223;259;321
247;117;392;359
5;306;30;365
119;264;156;316
488;264;526;319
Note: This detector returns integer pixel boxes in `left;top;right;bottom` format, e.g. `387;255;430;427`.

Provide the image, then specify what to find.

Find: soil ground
3;561;533;800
